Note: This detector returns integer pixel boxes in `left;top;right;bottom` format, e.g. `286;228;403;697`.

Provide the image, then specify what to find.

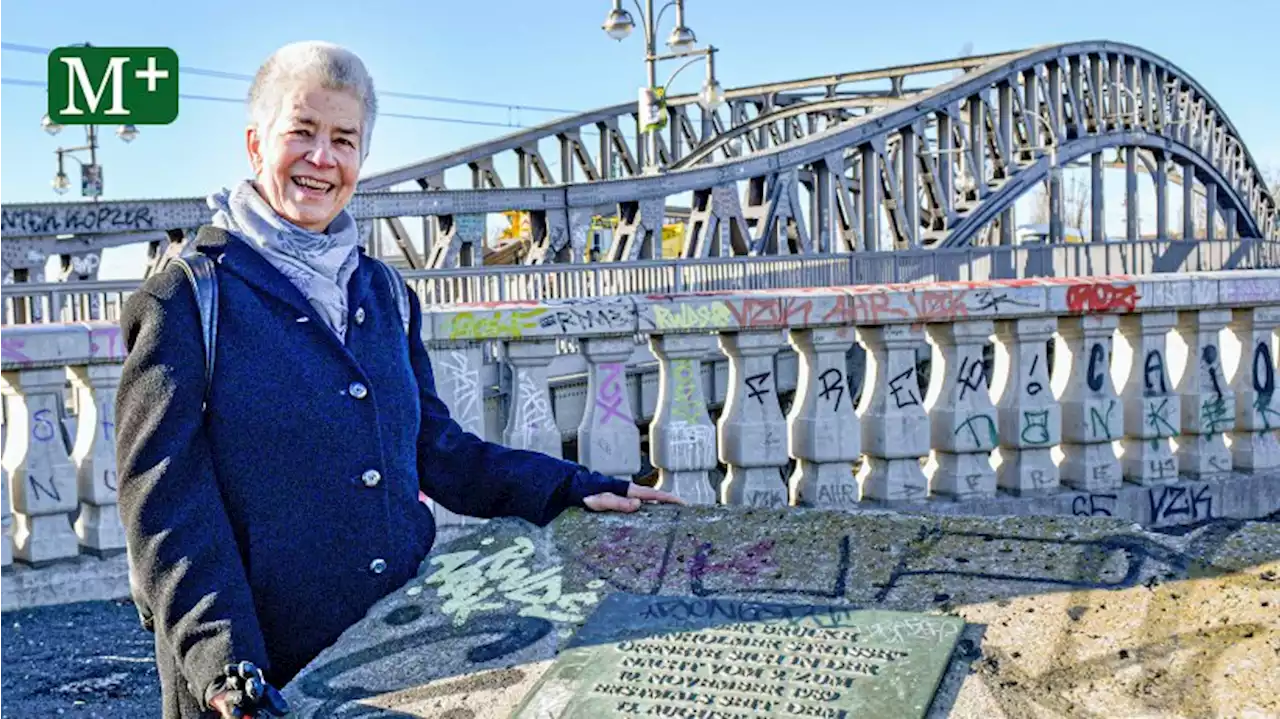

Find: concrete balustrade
1;323;127;567
4;271;1280;578
421;272;1280;518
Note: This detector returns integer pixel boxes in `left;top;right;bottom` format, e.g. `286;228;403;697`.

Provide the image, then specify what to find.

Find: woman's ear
245;125;263;176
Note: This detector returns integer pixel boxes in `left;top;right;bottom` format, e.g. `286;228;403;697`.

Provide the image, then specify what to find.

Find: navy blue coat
114;227;629;717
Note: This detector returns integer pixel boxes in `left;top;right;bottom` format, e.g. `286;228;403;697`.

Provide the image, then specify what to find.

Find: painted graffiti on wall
594;362;633;427
1;206;157;236
1065;283;1139;313
447;309;546;340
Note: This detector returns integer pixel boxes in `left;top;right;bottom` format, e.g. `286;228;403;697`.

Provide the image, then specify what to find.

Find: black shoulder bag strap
374;259;411;337
172;253;220;405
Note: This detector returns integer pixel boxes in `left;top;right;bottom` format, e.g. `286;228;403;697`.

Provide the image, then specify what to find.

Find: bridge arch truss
0;42;1275;281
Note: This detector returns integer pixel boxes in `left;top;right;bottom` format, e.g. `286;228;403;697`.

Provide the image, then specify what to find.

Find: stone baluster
1229;307;1280;470
1;464;11;567
786;328;862;509
718;331;789;507
649;334;719;505
502;341;562;458
858;324;929;501
925;321;998;499
1175;309;1236;476
68;364;126;553
428;345;488;439
992;318;1061;495
1117;312;1180;484
0;369;80;563
576;337;642;481
1055;316;1123;491
427;345;490;527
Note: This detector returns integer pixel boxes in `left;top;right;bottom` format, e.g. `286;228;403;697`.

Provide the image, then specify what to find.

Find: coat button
361;469;382;487
370;558;387;574
349;382;368;399
355;307;366;325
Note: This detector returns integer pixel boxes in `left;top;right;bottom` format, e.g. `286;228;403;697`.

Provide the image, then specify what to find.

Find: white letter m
60;56;130;116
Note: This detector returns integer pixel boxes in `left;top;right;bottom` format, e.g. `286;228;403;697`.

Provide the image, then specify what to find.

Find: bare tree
1029;174;1088;237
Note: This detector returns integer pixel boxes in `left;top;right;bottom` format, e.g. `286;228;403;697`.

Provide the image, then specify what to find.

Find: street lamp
42;40;139;198
43;119;139;198
601;0;726;173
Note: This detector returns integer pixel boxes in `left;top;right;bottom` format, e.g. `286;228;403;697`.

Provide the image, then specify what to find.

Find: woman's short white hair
248;41;378;160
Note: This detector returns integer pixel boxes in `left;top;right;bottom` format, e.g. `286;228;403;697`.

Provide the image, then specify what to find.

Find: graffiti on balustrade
1088;400;1118;440
957;356;987;400
438;351;482;435
1146;398;1179;438
31;408;58;443
888;367;920;409
1;205;156;235
955;414;999;450
670;359;703;423
1251;341;1280;429
87;326;123;358
1219;278;1280;304
1142;349;1169;396
1065;283;1139;313
1086;343;1108;392
651;303;733;331
725;297;816;329
1020;410;1052;445
26;475;62;503
536;304;634;334
446;309;545;340
1026;354;1045;397
1148;484;1214;524
422;535;603;626
666;422;715;469
1;337;30;363
1146;455;1177;481
818;367;847;411
1071;492;1118;517
744;371;772;404
514;372;553;449
1199;345;1233;435
595;362;633;427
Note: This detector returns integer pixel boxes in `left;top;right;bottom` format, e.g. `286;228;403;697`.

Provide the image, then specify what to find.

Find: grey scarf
208;180;361;342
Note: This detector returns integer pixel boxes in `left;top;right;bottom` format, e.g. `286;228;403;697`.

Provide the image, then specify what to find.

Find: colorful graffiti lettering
652;303;734;330
1065;283;1139;313
446;309;546;340
422;536;601;626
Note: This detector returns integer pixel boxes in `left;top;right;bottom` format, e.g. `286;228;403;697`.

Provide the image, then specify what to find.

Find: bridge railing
3;269;1279;570
4;237;1277;326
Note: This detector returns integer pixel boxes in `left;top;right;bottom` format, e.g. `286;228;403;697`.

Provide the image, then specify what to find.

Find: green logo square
47;46;179;125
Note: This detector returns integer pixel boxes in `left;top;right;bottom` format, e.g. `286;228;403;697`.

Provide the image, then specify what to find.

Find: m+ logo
48;46;180;125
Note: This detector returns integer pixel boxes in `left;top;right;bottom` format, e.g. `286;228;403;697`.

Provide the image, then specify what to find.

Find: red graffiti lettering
1066;283;1139;313
907;290;970;322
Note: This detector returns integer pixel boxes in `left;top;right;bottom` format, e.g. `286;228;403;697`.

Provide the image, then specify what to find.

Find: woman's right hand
209;692;239;718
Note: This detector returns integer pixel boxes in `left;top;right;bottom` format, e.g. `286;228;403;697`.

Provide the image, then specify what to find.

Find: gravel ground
2;599;161;718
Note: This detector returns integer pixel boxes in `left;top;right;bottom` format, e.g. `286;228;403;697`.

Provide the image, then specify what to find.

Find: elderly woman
115;40;680;719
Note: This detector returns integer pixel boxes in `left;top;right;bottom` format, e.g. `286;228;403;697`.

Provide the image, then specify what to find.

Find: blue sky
3;0;1277;277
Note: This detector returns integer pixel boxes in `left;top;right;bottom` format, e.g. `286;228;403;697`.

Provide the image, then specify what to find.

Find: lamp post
601;0;725;174
41;115;138;199
40;43;139;199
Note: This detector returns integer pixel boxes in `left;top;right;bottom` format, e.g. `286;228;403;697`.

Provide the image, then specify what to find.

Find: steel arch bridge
1;40;1276;284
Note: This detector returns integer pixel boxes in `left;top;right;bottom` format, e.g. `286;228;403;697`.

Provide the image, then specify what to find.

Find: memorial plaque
513;593;965;718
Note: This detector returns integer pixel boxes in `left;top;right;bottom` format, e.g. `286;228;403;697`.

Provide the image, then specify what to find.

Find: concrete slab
282;504;1280;718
